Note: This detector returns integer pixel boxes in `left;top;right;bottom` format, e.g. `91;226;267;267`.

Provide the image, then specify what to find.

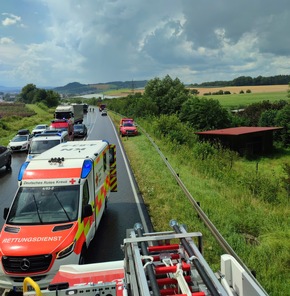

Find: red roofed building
196;127;283;156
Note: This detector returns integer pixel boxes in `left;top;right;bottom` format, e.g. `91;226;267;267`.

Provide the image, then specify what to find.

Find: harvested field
194;84;289;95
108;84;289;97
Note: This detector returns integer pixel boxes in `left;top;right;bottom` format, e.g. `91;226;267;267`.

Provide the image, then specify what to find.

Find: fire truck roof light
18;162;30;181
81;159;93;178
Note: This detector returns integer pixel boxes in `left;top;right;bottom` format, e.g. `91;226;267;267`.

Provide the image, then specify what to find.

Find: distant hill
0;86;21;93
53;80;148;95
1;74;288;95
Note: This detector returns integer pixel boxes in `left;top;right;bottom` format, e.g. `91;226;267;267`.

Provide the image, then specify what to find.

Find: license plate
14;285;34;292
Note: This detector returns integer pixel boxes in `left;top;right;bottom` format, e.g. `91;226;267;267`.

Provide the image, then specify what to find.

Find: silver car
7;134;32;152
31;124;49;135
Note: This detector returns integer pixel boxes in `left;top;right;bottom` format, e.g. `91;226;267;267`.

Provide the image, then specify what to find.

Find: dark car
74;124;88;138
0;145;12;170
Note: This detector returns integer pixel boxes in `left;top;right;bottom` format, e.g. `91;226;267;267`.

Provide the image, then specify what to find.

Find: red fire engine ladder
123;220;228;296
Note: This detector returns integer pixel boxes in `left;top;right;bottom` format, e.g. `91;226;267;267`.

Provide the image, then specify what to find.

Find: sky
0;0;290;88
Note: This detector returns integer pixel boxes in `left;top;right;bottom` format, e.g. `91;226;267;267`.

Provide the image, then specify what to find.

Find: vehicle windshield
35;125;46;130
123;122;133;127
74;125;83;130
29;139;60;154
55;112;71;120
12;135;28;142
7;186;79;225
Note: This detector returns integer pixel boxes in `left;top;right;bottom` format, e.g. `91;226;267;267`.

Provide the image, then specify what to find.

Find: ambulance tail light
81;159;93;178
18;162;29;181
56;241;75;259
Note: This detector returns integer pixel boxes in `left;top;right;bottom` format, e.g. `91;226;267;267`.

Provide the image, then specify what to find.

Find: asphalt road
0;109;152;294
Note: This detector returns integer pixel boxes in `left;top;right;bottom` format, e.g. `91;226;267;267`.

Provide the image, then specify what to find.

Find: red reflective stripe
148;244;179;252
155;262;191;274
23;168;82;179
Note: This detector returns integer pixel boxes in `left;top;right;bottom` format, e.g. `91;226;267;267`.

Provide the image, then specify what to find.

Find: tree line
191;74;290;87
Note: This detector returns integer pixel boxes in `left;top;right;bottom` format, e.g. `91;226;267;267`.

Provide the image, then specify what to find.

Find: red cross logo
70;178;76;184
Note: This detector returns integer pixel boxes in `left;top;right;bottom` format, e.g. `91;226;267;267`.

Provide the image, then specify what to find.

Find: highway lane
0;109;151;267
85;109;152;263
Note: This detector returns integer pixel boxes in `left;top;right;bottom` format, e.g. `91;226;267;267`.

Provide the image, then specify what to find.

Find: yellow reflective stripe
75;219;85;241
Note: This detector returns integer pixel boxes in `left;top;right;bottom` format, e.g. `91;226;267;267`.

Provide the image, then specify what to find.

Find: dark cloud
0;0;289;86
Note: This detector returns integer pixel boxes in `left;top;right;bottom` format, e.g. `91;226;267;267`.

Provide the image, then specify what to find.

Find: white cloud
2;13;21;26
0;37;13;44
0;0;289;87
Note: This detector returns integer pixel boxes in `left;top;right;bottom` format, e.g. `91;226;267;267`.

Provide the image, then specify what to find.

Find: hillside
53;80;148;95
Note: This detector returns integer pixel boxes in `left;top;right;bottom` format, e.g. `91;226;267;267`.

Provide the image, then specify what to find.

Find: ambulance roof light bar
48;157;65;164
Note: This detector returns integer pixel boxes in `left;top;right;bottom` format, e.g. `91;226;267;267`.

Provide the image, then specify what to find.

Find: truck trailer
54;105;83;124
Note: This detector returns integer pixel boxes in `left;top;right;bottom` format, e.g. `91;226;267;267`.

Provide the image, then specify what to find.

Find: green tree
33;88;47;104
143;75;190;115
18;84;60;107
275;103;290;145
20;84;37;103
179;97;231;131
190;89;199;95
46;90;60;107
133;96;158;118
258;110;278;127
238;100;288;127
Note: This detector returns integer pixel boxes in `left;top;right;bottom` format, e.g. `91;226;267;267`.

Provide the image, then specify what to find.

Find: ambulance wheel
79;245;87;265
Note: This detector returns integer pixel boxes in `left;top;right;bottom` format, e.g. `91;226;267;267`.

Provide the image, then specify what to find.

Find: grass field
110;112;290;296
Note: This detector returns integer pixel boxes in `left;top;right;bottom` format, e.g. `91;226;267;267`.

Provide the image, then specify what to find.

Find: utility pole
131;79;135;94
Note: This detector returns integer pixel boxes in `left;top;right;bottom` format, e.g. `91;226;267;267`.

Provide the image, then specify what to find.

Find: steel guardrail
136;124;269;296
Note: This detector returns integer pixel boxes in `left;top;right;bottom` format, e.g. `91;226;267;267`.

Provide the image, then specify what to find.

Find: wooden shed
195;127;283;156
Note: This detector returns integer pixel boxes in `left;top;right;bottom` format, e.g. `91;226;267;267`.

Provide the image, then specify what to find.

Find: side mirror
109;147;115;164
3;208;9;220
82;204;93;220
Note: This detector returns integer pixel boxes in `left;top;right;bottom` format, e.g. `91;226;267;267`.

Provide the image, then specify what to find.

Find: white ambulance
26;130;69;161
0;140;117;291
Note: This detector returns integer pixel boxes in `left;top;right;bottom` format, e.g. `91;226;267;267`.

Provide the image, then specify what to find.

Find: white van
26;131;69;161
1;141;117;291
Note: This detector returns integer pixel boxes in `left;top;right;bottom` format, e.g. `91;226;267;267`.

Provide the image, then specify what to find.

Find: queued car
31;124;49;135
119;118;138;137
0;145;12;170
73;124;88;138
101;109;107;116
17;129;30;135
7;130;33;152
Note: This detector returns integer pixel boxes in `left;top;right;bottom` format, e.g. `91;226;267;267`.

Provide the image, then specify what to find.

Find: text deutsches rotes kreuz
22;180;74;185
